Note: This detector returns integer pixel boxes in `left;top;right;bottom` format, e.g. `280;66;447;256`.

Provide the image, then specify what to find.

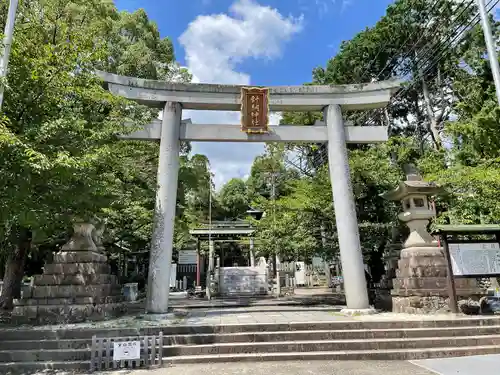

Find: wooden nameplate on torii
241;87;270;134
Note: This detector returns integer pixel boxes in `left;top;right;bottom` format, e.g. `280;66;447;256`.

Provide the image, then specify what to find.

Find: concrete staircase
1;318;500;373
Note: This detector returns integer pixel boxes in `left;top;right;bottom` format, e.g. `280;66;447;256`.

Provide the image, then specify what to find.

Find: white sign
294;261;306;285
113;341;140;361
178;249;197;264
449;242;500;276
170;263;177;288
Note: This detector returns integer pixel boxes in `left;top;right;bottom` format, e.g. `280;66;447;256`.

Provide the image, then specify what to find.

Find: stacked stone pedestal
392;246;481;313
13;223;125;324
382;171;483;314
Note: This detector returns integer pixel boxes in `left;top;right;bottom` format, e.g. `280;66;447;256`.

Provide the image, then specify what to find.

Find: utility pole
478;0;500;106
270;170;281;296
209;173;212;245
207;170;214;299
0;0;19;111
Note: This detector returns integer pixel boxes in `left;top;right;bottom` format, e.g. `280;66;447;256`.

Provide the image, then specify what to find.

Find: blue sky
114;0;394;187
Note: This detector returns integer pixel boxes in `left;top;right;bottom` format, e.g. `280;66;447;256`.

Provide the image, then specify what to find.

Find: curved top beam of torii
96;70;401;112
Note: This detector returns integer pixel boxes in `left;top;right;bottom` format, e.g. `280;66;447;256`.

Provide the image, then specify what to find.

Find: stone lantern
13;222;123;324
382;168;480;313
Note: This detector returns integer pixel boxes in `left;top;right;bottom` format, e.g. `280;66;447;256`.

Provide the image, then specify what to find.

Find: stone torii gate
97;71;400;315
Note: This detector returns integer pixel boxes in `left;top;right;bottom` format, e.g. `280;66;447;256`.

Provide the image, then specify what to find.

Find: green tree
275;0;496;277
102;8;191;82
95;8;194;261
217;178;249;220
0;0;154;311
0;0;202;312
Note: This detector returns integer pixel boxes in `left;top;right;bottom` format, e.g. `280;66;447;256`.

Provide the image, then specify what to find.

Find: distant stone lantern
382;166;480;313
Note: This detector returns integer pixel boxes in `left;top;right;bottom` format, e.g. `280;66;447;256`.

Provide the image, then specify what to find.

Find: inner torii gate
97;71;400;315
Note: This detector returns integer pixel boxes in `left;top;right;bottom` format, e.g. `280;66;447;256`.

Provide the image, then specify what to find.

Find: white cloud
179;0;302;189
341;0;353;12
297;0;352;17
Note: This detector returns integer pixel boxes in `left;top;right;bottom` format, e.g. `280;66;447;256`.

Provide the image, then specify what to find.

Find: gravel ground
2;361;435;375
412;354;500;375
98;361;436;375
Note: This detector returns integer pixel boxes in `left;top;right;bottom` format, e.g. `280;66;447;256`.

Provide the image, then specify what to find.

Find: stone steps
1;333;500;363
1;318;500;372
0;360;89;374
165;345;500;363
160;325;500;345
2;345;500;373
0;338;91;350
2;325;500;350
164;335;500;356
3;317;500;340
0;348;88;362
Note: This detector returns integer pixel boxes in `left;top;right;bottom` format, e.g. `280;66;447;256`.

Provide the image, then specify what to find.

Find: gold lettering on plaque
241;87;269;134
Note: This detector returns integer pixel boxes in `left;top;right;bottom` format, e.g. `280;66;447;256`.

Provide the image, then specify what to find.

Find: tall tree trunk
421;76;443;150
414;51;443;151
0;227;32;316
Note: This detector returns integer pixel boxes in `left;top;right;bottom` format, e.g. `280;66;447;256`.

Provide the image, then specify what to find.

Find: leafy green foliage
248;0;500;270
1;0;151;245
0;0;204;287
2;0;500;292
217;178;249;220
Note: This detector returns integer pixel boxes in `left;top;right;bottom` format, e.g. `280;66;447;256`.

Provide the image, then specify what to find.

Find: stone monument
13;223;124;324
382;167;481;313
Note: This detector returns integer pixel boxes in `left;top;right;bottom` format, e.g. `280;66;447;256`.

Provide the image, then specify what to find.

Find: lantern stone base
391;246;483;314
11;224;125;325
12;301;126;325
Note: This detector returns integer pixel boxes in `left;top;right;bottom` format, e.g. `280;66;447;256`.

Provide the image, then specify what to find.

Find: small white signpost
113;341;140;361
91;333;163;372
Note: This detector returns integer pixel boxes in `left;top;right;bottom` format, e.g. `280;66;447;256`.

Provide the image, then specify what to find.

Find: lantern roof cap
381;180;442;201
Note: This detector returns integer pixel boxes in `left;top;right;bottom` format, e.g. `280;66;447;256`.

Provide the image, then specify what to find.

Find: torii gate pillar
145;102;181;315
325;105;370;312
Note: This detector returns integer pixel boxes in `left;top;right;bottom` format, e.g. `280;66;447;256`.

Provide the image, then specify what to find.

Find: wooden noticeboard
240;87;269;133
435;224;500;314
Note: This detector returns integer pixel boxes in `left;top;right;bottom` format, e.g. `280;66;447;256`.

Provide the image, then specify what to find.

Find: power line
354;0;478;128
389;0;498;103
377;0;476;82
284;1;488;174
478;0;500;105
291;0;498;174
371;0;453;82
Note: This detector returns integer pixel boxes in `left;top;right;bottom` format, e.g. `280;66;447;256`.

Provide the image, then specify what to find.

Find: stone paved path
412;354;500;375
8;304;500;331
181;306;347;325
102;361;434;375
162;305;500;326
